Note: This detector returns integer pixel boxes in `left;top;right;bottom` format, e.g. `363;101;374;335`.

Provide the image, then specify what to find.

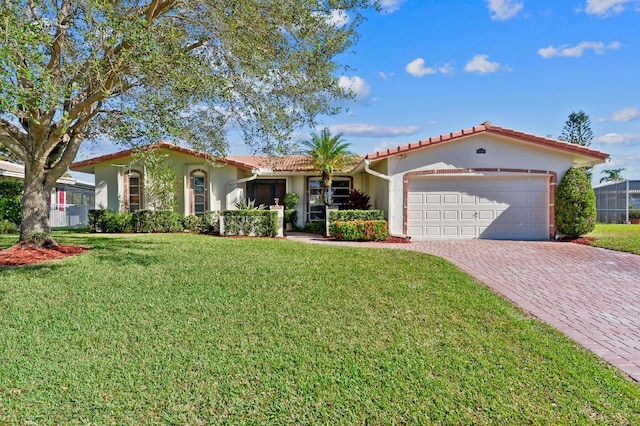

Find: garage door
407;176;548;240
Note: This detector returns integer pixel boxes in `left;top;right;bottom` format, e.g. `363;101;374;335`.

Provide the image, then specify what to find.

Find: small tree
559;111;594;147
302;128;359;204
600;168;625;183
555;168;596;237
131;149;177;211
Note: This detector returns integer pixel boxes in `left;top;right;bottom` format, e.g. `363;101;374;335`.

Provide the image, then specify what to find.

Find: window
307;177;352;222
190;170;208;216
125;170;143;212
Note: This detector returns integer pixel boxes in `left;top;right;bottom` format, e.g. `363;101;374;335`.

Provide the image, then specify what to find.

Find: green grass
587;224;640;254
1;232;639;424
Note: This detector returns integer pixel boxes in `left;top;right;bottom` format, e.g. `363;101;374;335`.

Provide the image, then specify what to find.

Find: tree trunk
19;164;57;248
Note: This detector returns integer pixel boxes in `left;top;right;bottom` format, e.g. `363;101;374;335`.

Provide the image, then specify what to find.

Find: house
1;160;95;228
70;121;609;240
594;180;640;223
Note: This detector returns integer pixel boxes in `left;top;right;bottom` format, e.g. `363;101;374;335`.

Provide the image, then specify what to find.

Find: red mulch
0;244;89;267
562;236;597;246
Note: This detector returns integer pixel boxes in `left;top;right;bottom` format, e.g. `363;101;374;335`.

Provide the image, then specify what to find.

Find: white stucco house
70;121;609;240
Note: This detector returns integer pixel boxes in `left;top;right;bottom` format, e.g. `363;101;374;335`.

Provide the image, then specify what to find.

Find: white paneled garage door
407;176;549;240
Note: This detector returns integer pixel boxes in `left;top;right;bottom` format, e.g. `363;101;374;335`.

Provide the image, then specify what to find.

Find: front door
246;179;286;207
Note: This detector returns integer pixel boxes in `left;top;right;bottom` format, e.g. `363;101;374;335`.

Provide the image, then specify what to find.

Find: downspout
364;158;392;182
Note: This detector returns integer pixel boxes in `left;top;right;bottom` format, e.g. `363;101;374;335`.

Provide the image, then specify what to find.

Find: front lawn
1;232;639;424
587;224;640;254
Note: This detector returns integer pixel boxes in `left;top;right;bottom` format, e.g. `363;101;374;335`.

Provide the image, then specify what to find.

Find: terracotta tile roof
365;121;610;162
71;141;362;173
226;155;316;172
71;141;257;172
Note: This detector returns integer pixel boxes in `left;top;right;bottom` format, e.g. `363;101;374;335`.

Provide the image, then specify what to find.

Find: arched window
124;170;143;212
190;170;208;216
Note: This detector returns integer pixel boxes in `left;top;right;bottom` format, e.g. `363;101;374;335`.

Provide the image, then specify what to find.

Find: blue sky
311;0;640;185
77;0;640;185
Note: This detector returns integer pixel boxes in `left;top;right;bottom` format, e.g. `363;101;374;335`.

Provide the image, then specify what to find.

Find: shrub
303;221;325;235
283;192;299;228
183;214;203;232
0;219;19;234
329;209;384;222
222;210;278;237
89;210;133;233
346;189;371;210
0;181;24;225
133;209;184;233
234;197;266;210
330;220;389;241
629;209;640;220
202;211;220;234
555;168;596;237
106;212;133;233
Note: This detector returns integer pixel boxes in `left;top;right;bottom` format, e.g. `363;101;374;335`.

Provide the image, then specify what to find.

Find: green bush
202;211;220;234
302;221;325;235
330;220;389;241
329;209;384;222
183;214;203;232
0;219;19;234
222;210;278;237
281;192;300;229
89;209;133;233
0;181;24;225
555;168;596;237
133;209;184;233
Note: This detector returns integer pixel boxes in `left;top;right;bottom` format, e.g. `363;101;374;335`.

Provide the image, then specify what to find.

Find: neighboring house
70;121;609;240
594;180;640;223
0;160;95;228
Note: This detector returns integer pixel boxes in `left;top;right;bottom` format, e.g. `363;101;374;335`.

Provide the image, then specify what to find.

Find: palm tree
600;168;626;183
302;128;359;204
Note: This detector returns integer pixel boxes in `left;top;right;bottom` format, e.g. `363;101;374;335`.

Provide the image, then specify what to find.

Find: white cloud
585;0;632;15
338;76;371;105
438;62;456;76
378;71;395;80
405;58;437;77
597;107;640;122
380;0;405;13
538;41;621;58
328;123;421;138
486;0;524;20
464;55;506;74
596;133;640;145
328;10;350;27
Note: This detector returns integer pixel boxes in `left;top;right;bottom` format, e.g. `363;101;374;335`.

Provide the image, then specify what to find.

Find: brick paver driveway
289;234;640;381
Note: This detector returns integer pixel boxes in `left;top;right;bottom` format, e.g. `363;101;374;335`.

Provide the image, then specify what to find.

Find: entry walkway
287;233;640;382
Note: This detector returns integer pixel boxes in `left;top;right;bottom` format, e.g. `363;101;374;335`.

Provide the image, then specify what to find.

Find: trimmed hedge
330;220;389;241
329;209;384;222
88;209;133;233
222;210;278;237
0;181;24;225
132;209;184;233
555;168;596;237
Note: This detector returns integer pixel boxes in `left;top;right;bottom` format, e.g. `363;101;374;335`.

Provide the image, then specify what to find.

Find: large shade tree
0;0;375;246
302;127;359;204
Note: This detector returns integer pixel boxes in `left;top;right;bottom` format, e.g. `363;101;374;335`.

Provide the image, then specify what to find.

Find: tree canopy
0;0;375;245
600;168;625;183
559;111;594;147
302;127;359;203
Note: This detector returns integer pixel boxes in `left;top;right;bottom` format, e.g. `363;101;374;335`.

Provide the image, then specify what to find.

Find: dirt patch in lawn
0;244;89;267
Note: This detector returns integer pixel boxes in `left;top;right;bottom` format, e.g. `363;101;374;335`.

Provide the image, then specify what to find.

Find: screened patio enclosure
594;180;640;223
